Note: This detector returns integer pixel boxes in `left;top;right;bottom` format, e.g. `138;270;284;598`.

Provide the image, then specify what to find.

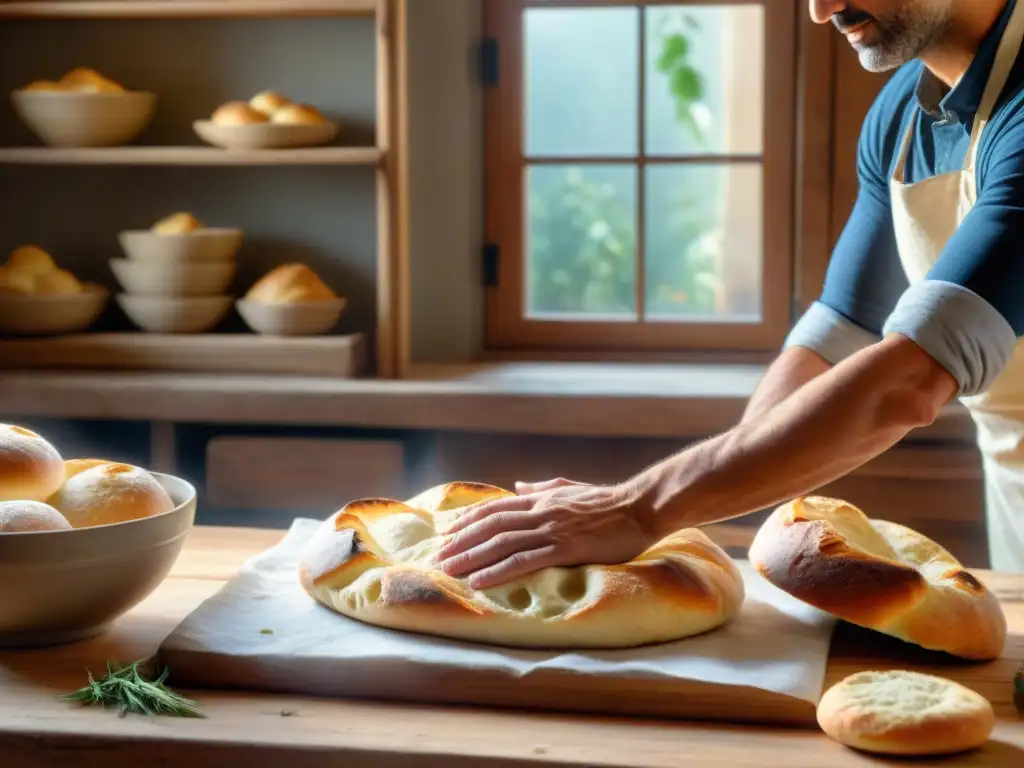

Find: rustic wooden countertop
1;525;1021;768
0;362;977;440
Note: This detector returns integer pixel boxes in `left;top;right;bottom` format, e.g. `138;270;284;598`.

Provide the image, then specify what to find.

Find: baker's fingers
440;493;536;535
438;528;549;580
514;477;588;495
437;507;540;562
465;545;560;590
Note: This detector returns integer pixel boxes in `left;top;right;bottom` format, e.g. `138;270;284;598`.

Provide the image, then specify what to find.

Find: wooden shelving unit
0;0;409;378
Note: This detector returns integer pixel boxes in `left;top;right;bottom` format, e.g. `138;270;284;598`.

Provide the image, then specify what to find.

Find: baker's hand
435;477;659;590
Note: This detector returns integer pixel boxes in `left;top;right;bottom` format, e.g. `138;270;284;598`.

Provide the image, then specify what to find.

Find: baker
437;0;1024;588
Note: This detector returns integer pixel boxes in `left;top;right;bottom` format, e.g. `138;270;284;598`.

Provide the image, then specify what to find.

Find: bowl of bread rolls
11;67;156;148
237;262;347;336
0;245;109;336
117;211;243;264
194;90;339;150
0;423;197;648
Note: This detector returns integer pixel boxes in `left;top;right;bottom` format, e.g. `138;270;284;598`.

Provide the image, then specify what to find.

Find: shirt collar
915;0;1015;122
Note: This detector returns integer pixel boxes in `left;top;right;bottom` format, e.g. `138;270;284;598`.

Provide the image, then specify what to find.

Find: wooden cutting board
158;519;837;727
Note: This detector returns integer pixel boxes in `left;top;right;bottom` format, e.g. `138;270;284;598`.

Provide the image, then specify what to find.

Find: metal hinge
479;37;499;86
482;243;500;287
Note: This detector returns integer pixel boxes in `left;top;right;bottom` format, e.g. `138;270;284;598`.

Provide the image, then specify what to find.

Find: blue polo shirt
786;0;1024;396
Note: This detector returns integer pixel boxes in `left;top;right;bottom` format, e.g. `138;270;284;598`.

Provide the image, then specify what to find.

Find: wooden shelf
0;0;378;19
0;146;382;166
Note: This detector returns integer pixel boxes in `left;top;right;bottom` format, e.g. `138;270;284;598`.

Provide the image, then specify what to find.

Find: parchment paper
160;519;837;726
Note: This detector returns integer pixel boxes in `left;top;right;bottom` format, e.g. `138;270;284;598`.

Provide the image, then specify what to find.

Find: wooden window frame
483;0;798;354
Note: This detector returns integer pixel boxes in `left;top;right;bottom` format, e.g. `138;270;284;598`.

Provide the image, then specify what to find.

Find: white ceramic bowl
110;258;236;297
0;285;109;336
117;294;232;334
0;472;197;649
11;90;157;148
193;119;339;150
117;228;243;264
236;297;347;336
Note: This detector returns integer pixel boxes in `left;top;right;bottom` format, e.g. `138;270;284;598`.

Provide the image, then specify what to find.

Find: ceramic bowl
11;90;157;148
117;294;232;334
236;297;347;336
117;228;243;264
0;285;109;336
109;258;236;297
193;119;339;150
0;472;197;649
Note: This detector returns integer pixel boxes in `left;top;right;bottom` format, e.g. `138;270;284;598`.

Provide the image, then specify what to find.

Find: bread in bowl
58;67;125;94
7;245;55;277
271;104;325;126
63;458;114;480
49;462;175;528
33;268;82;295
816;670;994;755
298;482;746;648
22;80;63;92
748;496;1006;660
0;266;35;294
211;101;268;126
245;263;337;303
249;90;291;117
0;500;72;533
0;424;65;502
151;211;204;235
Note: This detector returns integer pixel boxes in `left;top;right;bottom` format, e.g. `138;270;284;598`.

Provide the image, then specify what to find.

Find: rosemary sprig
62;658;205;718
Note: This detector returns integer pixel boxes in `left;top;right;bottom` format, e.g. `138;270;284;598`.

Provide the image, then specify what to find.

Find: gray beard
852;2;952;72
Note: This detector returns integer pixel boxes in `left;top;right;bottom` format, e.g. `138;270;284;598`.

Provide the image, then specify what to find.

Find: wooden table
1;526;1022;768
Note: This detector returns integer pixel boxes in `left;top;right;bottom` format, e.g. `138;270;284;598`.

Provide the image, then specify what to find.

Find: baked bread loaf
63;458;114;480
817;670;994;755
271;104;325;125
245;263;337;303
211;101;268;126
250;90;291;117
0;500;72;533
49;462;175;528
749;496;1006;660
298;482;745;649
152;212;204;235
0;424;65;502
58;67;124;94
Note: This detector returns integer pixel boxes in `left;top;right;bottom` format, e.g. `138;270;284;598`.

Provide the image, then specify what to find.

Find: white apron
890;0;1024;572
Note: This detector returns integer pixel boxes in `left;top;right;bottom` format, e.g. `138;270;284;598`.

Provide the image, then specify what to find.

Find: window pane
645;5;764;155
525;7;639;157
644;163;762;321
526;165;638;321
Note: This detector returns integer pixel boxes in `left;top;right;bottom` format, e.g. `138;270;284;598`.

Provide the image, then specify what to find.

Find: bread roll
49;462;175;528
211;101;268;126
0;266;35;294
249;90;291;116
749;496;1007;660
0;500;72;533
64;458;114;480
245;263;337;303
59;67;124;94
152;212;204;235
7;245;55;276
270;104;325;125
33;268;82;295
22;80;63;92
817;671;994;756
0;424;65;502
298;482;746;649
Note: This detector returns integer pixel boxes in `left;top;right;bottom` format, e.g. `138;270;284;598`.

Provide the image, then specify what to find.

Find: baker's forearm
639;335;957;536
741;346;832;424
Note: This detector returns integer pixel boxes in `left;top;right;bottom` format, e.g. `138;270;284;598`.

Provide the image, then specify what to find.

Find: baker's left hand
435;477;660;589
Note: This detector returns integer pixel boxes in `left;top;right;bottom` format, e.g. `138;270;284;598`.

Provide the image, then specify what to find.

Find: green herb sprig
62;659;204;718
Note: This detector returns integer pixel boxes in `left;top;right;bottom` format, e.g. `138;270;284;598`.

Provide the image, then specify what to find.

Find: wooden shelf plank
0;0;378;19
0;146;382;166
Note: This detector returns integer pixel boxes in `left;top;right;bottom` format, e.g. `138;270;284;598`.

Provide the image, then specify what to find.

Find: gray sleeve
882;279;1017;396
784;301;881;365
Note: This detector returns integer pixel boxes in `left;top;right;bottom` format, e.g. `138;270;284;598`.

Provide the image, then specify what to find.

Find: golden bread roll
33;268;82;295
245;263;337;303
0;424;65;502
152;212;204;235
297;482;745;649
749;496;1007;660
63;458;114;480
49;462;175;529
59;67;124;94
211;101;269;126
0;266;35;294
0;500;72;533
7;245;55;276
22;80;63;92
817;671;994;756
249;90;291;116
270;103;325;125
